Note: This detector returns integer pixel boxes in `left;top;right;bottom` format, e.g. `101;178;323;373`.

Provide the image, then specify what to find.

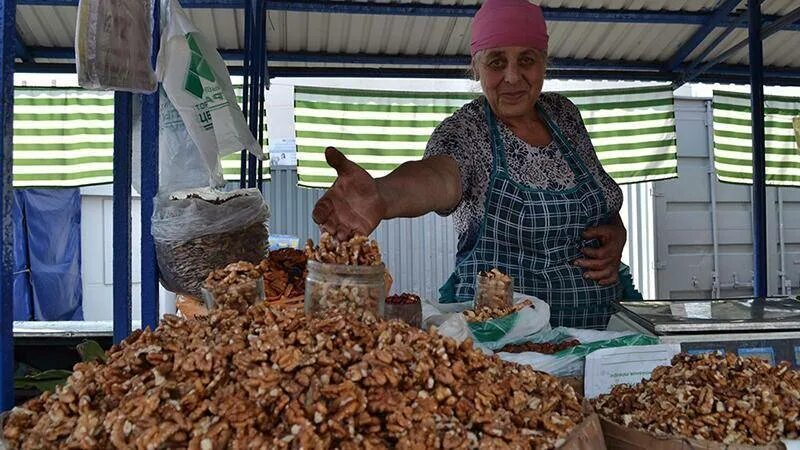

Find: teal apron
439;100;622;329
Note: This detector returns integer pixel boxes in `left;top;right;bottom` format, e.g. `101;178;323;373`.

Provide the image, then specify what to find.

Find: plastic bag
158;88;226;193
75;0;157;93
152;188;270;297
497;328;659;377
157;0;262;161
434;294;551;351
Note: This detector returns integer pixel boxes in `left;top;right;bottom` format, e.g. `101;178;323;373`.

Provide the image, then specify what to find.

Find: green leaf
14;370;72;392
77;339;107;363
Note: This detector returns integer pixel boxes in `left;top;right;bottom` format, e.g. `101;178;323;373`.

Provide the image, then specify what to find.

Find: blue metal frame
18;47;800;84
14;30;31;62
0;0;16;412
112;92;133;344
664;0;743;72
139;0;160;331
239;0;251;188
14;0;800;31
749;0;767;299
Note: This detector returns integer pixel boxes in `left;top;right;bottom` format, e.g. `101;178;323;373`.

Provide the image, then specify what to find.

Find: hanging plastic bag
158;88;227;193
157;0;262;161
152;188;270;297
75;0;157;93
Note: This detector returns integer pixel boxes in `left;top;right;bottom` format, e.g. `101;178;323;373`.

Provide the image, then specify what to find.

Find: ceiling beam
664;0;743;72
15;0;800;31
13;61;800;86
25;46;800;80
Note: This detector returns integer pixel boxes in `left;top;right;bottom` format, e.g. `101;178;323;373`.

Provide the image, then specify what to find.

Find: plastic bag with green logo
435;295;551;352
157;0;262;165
497;327;659;377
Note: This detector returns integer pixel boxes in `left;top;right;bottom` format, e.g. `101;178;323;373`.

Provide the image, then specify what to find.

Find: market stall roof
13;0;800;85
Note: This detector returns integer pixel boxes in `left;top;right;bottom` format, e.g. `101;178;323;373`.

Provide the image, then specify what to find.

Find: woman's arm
312;147;462;241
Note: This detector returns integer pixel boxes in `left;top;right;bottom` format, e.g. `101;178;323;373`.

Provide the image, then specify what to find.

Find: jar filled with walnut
304;260;386;322
474;269;514;310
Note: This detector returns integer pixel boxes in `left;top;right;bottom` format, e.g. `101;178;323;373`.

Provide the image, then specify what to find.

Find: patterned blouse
423;93;623;260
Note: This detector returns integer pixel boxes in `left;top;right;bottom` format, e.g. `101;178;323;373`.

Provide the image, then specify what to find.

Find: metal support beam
257;0;268;192
112;91;133;344
664;0;742;72
0;0;16;412
24;47;800;81
140;0;160;331
14;31;32;63
244;0;264;188
684;4;800;84
15;0;800;31
239;0;250;187
749;0;767;299
13;60;800;85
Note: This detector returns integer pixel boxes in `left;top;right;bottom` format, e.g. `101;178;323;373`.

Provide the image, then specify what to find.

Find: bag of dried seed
75;0;157;93
151;188;269;297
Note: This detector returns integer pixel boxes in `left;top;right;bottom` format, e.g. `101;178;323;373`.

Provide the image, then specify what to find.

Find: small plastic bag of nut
383;293;422;328
475;268;514;310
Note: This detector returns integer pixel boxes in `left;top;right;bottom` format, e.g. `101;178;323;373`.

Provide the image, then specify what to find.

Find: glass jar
201;276;265;310
305;260;386;321
474;271;514;310
384;294;422;328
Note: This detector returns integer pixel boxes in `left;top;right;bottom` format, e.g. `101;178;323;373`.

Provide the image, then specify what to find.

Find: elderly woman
312;0;626;329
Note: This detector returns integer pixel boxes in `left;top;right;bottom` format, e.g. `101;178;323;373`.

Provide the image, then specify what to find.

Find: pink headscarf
470;0;549;55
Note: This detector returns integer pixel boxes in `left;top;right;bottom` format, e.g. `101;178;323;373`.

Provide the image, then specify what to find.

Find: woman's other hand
311;147;386;241
574;217;626;285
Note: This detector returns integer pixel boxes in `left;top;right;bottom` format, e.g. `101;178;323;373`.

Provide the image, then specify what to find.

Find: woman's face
475;47;546;121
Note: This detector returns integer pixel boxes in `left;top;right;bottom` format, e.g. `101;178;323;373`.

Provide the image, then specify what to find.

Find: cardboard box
559;376;585;398
562;412;607;450
600;416;787;450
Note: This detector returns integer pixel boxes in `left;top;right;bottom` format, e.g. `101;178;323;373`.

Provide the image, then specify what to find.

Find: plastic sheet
497;328;658;377
14;189;83;321
12;191;32;321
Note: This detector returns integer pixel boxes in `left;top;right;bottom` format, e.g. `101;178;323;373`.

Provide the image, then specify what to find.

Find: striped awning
295;85;677;188
713;90;800;186
12;87;267;188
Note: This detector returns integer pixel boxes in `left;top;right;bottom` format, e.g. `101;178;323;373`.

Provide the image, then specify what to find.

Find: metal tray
614;297;800;334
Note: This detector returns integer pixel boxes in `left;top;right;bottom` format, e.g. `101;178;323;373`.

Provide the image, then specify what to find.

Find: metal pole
748;0;767;299
140;0;161;330
778;188;788;295
0;0;16;411
240;0;251;189
705;101;721;299
112;92;133;344
257;0;268;192
246;0;262;189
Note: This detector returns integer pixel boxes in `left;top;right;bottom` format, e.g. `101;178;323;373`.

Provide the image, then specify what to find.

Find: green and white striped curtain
295;85;678;188
12;87;267;188
713;90;800;186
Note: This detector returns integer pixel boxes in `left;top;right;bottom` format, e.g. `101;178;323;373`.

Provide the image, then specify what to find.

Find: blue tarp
13;189;83;321
12;191;32;321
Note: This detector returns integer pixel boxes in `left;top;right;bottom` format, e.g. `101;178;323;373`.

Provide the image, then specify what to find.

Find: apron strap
483;100;510;173
535;103;593;181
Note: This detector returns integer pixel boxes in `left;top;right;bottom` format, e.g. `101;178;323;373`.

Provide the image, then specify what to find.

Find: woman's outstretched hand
312;147;386;241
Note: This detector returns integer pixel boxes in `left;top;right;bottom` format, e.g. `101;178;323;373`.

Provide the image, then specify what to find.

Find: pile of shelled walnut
593;352;800;445
5;303;586;449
